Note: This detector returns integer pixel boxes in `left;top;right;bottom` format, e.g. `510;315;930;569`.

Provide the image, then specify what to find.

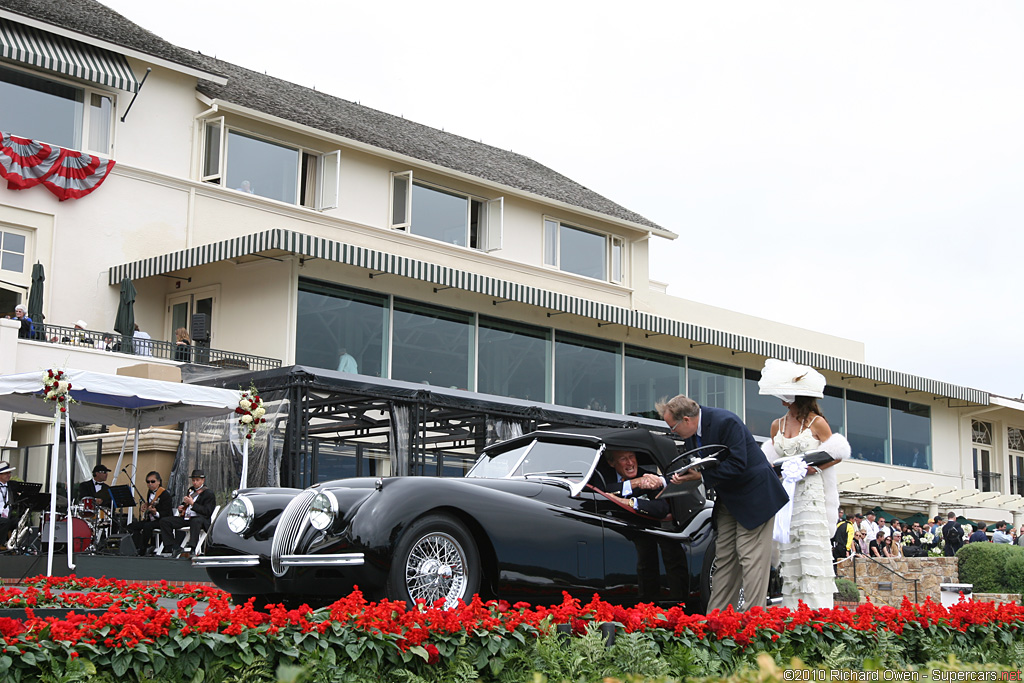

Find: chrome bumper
281;553;365;567
192;552;365;568
192;554;260;567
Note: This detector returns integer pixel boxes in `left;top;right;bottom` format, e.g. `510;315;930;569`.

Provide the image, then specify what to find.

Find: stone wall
836;556;959;607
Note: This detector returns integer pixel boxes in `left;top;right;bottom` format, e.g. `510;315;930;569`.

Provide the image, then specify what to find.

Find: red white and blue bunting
0;130;115;200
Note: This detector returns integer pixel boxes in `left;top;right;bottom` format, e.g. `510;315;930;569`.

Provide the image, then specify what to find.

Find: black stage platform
0;552;213;586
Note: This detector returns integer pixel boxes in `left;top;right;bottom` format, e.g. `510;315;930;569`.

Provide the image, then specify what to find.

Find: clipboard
770;449;835;476
656;444;727;499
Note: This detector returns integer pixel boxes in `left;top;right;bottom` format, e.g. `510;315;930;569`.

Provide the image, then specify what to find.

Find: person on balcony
8;304;34;339
133;323;153;356
174;327;192;362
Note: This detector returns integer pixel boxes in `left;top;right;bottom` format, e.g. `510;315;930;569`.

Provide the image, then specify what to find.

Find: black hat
190;469;206;479
92;464;111;474
854;513;863;518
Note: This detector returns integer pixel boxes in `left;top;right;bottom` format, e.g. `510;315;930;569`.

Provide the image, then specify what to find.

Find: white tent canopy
0;369;239;574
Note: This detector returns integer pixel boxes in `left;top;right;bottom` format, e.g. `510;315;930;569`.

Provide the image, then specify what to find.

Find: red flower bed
0;575;1021;681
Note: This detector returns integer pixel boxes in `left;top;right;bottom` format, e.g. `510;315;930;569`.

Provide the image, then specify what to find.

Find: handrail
24;323;282;372
851;554;920;603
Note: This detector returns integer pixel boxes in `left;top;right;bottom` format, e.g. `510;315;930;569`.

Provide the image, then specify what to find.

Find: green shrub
957;542;1024;593
833;577;859;602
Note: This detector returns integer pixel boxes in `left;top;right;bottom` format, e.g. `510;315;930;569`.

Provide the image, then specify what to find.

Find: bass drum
40;516;93;553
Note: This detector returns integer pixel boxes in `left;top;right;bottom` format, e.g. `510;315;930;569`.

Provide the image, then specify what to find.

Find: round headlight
309;491;338;531
225;496;254;534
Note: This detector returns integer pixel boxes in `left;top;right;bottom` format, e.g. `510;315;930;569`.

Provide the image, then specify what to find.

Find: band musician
127;471;172;556
76;464;112;507
0;461;19;548
159;469;215;559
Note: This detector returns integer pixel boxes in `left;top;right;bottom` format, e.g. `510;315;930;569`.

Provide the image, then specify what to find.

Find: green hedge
957;542;1024;595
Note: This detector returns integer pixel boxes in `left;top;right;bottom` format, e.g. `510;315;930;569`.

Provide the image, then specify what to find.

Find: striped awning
0;18;139;93
108;228;989;405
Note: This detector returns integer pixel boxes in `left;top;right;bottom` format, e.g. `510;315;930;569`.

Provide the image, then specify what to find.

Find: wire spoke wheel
388;514;480;609
405;531;467;607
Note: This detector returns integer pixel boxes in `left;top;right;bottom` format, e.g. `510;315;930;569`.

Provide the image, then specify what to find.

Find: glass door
166;287;218;359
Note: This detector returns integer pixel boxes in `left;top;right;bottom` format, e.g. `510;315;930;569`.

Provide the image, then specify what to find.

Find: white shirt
878;524;892;538
0;482;9;518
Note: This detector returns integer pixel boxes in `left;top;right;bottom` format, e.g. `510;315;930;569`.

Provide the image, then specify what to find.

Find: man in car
597;449;669;518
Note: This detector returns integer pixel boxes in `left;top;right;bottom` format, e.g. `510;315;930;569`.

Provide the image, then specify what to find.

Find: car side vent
271;489;318;577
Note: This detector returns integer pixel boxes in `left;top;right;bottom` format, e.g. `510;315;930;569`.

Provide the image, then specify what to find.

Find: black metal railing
974;470;1002;493
24;323;281;372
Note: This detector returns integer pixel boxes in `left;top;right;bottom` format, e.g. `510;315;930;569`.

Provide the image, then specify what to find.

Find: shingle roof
0;0;667;233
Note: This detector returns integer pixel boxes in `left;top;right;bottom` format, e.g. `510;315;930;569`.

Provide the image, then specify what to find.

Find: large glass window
295;280;388;377
821;386;845;437
225;130;300;204
543;218;622;283
625;347;685;419
392;299;474;390
478;317;550;401
972;420;997;492
743;368;782;438
0;64;112;154
847;390;889;463
554;332;620;412
390;174;500;250
687;359;742;416
890;399;931;469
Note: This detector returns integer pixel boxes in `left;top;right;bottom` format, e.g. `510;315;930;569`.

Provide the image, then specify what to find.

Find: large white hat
75;320;88;329
758;359;826;399
0;461;15;474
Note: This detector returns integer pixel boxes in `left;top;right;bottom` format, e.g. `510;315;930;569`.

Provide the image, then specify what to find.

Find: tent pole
46;407;60;576
129;425;140;524
111;428;131;486
240;438;248;489
65;411;75;570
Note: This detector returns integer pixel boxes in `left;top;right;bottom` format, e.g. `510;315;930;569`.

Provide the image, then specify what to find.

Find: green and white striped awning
0;18;139;93
108;228;989;405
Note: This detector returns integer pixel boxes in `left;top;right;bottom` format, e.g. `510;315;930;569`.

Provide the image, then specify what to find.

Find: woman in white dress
759;359;850;610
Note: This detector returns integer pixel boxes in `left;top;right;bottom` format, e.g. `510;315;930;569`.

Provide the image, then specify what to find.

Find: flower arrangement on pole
235;382;266;439
41;369;74;413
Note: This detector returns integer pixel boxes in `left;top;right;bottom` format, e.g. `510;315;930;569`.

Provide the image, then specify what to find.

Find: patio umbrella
27;262;44;336
113;277;136;354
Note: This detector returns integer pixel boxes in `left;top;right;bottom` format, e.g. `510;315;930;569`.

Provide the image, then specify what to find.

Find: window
390;172;502;251
972;420;998;492
543;218;624;283
201;118;339;209
392;299;474;390
554;332;620;412
847;390;888;463
295;280;388;378
1009;427;1024;495
625;346;685;419
1;230;26;274
0;63;113;154
687;359;742;416
743;368;781;438
890;399;931;470
478;317;550;402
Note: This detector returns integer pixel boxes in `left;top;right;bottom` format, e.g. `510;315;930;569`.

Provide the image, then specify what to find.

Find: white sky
101;0;1024;398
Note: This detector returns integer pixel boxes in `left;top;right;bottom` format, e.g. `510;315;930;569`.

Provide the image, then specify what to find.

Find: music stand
108;485;135;509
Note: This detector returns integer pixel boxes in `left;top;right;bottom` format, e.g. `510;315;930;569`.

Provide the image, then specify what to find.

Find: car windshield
467;440;600;485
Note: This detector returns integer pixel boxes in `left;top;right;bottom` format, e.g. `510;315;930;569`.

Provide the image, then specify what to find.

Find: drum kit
10;494;130;555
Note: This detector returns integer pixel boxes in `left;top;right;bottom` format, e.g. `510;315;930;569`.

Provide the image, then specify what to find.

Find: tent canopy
0;369;239;427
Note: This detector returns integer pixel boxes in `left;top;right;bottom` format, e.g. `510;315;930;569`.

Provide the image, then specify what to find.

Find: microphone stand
123;468;149;527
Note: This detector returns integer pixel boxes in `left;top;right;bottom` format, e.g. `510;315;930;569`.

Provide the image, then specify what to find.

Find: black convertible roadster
194;427;725;612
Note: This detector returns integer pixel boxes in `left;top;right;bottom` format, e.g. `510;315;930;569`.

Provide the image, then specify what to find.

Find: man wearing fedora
159;469;216;558
0;461;19;547
76;464;112;508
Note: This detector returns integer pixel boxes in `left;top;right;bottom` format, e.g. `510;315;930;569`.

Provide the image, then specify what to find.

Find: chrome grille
271;489;318;577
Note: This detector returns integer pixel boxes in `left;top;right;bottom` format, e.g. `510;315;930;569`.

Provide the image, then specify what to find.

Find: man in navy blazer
659;394;788;612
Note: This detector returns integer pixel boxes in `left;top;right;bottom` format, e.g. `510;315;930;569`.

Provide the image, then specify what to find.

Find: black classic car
194;427;726;612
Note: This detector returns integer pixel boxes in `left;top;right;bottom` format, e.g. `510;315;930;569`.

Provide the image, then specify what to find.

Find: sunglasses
146;479;158;484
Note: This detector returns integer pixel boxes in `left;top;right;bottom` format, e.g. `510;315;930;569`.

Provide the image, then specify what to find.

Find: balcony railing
25;323;282;372
974;470;1002;493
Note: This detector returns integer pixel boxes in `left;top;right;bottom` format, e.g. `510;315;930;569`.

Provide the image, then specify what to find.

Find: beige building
0;0;1021;527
